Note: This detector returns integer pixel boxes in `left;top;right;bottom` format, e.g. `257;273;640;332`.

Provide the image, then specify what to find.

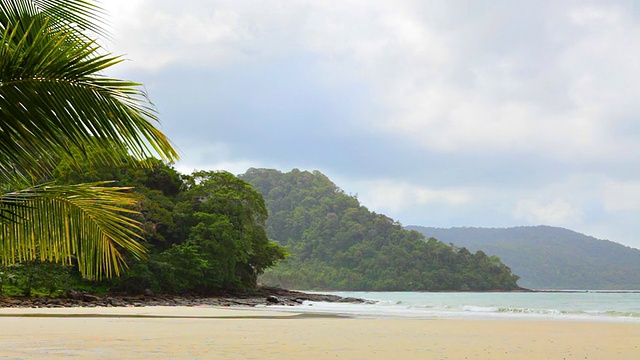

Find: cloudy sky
103;0;640;249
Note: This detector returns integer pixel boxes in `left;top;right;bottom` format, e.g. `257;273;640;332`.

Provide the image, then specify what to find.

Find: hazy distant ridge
406;225;640;290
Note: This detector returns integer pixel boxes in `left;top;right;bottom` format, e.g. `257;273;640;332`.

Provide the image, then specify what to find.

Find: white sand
0;306;638;359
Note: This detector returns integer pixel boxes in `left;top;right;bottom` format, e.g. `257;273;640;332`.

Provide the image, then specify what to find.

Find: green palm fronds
0;0;107;43
1;183;146;279
0;1;179;279
0;2;178;183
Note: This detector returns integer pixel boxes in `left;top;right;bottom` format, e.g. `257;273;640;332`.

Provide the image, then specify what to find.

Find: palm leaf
0;0;177;279
0;0;107;41
0;182;147;279
0;7;178;183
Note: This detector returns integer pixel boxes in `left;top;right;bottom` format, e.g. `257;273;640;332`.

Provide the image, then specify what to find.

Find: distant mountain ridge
406;225;640;290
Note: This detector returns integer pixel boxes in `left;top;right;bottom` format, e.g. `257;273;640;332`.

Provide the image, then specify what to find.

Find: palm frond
0;0;107;40
0;182;147;279
0;10;178;183
0;1;176;279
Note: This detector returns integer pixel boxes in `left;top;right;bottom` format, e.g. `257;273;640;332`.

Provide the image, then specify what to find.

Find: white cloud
602;180;640;212
568;5;624;26
96;1;640;249
514;198;583;225
170;144;293;177
354;180;471;213
101;1;640;164
174;160;257;177
103;0;266;71
377;5;639;161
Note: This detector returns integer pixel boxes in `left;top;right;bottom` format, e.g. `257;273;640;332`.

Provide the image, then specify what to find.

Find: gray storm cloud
104;0;640;248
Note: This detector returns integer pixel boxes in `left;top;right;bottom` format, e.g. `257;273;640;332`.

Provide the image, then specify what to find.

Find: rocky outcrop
0;287;370;308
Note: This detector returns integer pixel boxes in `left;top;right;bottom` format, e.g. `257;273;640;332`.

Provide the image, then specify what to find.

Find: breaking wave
259;291;640;323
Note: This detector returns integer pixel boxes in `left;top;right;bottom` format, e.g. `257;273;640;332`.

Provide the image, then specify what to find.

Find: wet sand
0;306;638;359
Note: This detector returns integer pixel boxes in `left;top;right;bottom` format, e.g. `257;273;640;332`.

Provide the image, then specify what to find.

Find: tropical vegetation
0;0;522;296
0;0;178;280
0;150;288;296
241;168;521;291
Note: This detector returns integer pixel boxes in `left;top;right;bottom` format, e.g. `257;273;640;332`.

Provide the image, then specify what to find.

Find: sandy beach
0;306;638;359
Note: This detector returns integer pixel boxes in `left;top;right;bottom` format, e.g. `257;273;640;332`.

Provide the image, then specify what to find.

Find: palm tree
0;1;179;279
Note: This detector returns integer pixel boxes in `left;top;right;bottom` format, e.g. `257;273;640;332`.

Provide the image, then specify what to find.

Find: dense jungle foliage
1;162;522;296
240;168;521;291
0;150;287;296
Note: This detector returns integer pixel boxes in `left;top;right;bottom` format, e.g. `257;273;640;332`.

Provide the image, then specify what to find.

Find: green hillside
240;168;521;291
406;225;640;290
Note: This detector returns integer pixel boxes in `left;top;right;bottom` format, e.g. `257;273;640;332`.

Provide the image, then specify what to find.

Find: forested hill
406;225;640;290
239;168;521;291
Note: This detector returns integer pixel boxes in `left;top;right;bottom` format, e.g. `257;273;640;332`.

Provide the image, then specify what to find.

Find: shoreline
0;287;369;309
4;286;636;310
3;288;638;328
0;306;638;359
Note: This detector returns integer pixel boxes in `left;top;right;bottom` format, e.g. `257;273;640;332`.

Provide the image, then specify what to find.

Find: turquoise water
264;291;640;322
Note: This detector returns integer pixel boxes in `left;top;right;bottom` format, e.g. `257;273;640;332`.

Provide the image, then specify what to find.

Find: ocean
262;291;640;323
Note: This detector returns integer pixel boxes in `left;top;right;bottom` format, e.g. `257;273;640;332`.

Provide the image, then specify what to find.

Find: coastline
0;287;368;309
0;306;638;359
7;286;636;310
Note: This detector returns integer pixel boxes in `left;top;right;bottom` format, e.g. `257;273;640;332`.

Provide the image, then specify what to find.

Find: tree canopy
241;168;521;291
47;152;287;294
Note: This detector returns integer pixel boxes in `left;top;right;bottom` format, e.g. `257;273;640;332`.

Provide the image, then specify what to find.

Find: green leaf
1;3;179;184
0;182;147;279
0;1;178;279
